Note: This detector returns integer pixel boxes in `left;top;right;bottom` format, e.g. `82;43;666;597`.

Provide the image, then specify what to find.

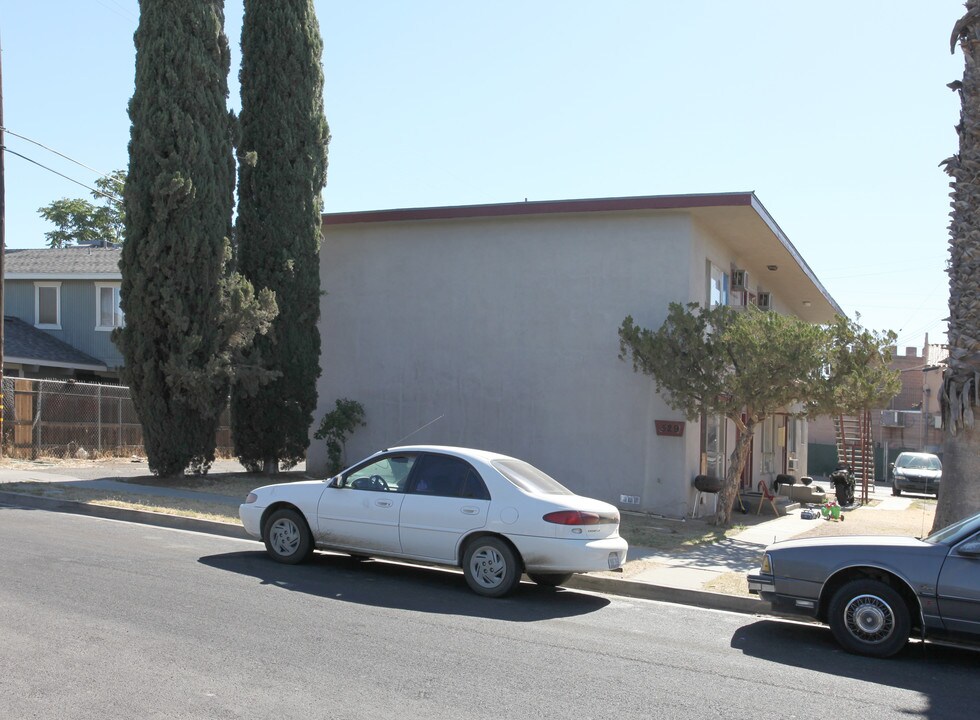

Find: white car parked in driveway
240;445;628;597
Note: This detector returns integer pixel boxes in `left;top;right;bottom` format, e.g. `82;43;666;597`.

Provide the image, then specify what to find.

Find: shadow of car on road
732;619;977;719
199;550;611;621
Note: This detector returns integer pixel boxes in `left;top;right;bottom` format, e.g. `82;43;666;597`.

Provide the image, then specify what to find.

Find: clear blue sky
0;0;965;351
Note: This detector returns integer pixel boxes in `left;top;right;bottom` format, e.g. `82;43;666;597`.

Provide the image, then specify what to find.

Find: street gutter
0;490;776;616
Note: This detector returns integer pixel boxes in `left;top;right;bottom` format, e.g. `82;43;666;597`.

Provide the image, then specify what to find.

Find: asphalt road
1;506;976;720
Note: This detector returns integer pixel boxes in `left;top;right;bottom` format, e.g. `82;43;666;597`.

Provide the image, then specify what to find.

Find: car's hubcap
470;546;507;588
844;594;894;643
270;518;300;556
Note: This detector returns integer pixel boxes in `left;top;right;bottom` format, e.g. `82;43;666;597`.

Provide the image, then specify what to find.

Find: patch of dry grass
618;512;748;553
0;481;240;523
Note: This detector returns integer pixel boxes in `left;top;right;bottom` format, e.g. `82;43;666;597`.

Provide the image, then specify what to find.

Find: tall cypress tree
232;0;329;473
119;0;275;476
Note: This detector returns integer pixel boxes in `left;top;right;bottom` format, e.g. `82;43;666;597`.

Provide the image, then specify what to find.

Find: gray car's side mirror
956;539;980;557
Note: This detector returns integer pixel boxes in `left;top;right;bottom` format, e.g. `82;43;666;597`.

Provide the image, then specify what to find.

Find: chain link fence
1;377;232;460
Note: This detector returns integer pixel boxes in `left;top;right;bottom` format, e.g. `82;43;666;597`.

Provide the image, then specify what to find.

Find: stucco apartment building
309;193;842;518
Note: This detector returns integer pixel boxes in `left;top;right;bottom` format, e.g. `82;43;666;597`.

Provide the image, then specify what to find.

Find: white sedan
240;445;628;597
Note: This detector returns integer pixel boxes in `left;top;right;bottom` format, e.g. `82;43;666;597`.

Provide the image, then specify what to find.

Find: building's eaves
323;192;756;226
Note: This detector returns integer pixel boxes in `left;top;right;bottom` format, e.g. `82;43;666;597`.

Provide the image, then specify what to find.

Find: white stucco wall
312;210;709;516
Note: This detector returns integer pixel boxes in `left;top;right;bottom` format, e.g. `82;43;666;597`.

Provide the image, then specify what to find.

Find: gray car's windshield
923;511;980;545
896;455;942;471
492;459;573;495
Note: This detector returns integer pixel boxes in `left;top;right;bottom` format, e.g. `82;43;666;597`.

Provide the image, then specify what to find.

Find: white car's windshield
492;459;573;495
896;455;941;471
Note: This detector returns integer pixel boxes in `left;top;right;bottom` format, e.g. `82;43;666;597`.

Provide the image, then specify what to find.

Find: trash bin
829;463;855;506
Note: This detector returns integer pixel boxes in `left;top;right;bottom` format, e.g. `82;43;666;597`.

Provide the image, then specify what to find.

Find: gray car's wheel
528;572;573;588
891;485;901;496
828;579;911;658
263;508;314;564
462;537;522;597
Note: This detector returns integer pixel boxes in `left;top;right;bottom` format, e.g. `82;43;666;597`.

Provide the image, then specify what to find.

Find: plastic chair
757;480;779;516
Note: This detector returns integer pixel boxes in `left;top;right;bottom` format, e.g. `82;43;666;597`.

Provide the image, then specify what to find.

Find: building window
702;413;726;480
34;282;62;329
95;283;124;330
761;415;776;474
708;262;729;308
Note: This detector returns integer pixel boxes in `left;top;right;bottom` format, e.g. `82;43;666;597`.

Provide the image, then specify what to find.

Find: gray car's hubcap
844;594;894;643
469;546;507;588
269;518;301;556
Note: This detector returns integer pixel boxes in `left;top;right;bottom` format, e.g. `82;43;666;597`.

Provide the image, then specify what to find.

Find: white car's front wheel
462;537;522;597
263;508;314;565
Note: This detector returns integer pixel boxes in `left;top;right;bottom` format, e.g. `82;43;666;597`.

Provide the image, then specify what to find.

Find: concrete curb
0;490;772;616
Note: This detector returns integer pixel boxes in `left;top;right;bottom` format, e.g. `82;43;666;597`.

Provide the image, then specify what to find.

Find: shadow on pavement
200;549;610;621
732;619;977;719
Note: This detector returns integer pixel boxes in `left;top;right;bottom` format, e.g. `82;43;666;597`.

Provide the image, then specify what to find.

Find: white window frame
34;282;62;329
95;282;124;331
707;261;729;308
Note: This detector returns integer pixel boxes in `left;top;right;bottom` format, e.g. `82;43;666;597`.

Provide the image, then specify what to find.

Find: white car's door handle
376;500;393;508
461;506;479;515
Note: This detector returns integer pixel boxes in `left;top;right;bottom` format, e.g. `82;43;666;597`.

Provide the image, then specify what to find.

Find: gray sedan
748;511;980;657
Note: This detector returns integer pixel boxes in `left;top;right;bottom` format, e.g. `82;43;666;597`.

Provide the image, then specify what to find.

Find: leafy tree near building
936;1;980;529
231;0;330;473
117;0;276;477
37;170;125;247
618;305;898;527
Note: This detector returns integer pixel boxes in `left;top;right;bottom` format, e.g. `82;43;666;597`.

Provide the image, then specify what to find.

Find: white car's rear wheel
462;537;522;597
263;508;314;564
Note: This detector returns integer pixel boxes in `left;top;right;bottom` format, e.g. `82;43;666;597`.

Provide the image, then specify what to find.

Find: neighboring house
3;246;123;381
808;336;949;478
310;192;843;518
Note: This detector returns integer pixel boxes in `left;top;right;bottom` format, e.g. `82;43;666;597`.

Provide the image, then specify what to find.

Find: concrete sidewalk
0;461;904;614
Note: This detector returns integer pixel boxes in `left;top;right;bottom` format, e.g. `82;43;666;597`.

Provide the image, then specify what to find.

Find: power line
0;126;114;180
1;146;121;204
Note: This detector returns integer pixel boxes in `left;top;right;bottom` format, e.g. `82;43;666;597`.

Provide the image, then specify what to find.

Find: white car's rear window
492;459;573;495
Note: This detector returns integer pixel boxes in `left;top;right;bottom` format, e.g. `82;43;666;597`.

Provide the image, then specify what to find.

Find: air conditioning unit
881;410;902;427
757;291;772;310
731;269;749;291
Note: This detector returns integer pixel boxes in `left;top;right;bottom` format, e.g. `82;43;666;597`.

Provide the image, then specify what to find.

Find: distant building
3;246;123;381
808;337;948;478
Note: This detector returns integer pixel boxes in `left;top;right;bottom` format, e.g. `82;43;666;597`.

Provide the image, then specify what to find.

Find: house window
95;283;124;330
34;282;62;329
708;262;729;308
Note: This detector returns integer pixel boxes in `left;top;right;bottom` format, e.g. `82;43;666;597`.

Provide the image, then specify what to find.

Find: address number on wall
655;420;685;437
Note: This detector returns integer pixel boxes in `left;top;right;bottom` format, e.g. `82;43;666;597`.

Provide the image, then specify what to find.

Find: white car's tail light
543;510;619;525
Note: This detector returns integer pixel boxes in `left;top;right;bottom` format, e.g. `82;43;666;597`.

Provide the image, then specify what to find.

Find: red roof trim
323;192;755;226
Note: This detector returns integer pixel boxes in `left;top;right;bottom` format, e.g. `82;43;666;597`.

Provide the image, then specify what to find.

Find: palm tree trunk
936;0;980;531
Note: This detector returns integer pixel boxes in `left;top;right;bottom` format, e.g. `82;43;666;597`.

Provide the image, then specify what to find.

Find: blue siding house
3;247;123;380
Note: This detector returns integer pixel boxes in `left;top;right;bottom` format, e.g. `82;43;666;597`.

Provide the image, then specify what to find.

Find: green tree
808;315;901;417
231;0;329;474
618;305;897;527
117;0;276;477
936;1;980;530
37;170;125;248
